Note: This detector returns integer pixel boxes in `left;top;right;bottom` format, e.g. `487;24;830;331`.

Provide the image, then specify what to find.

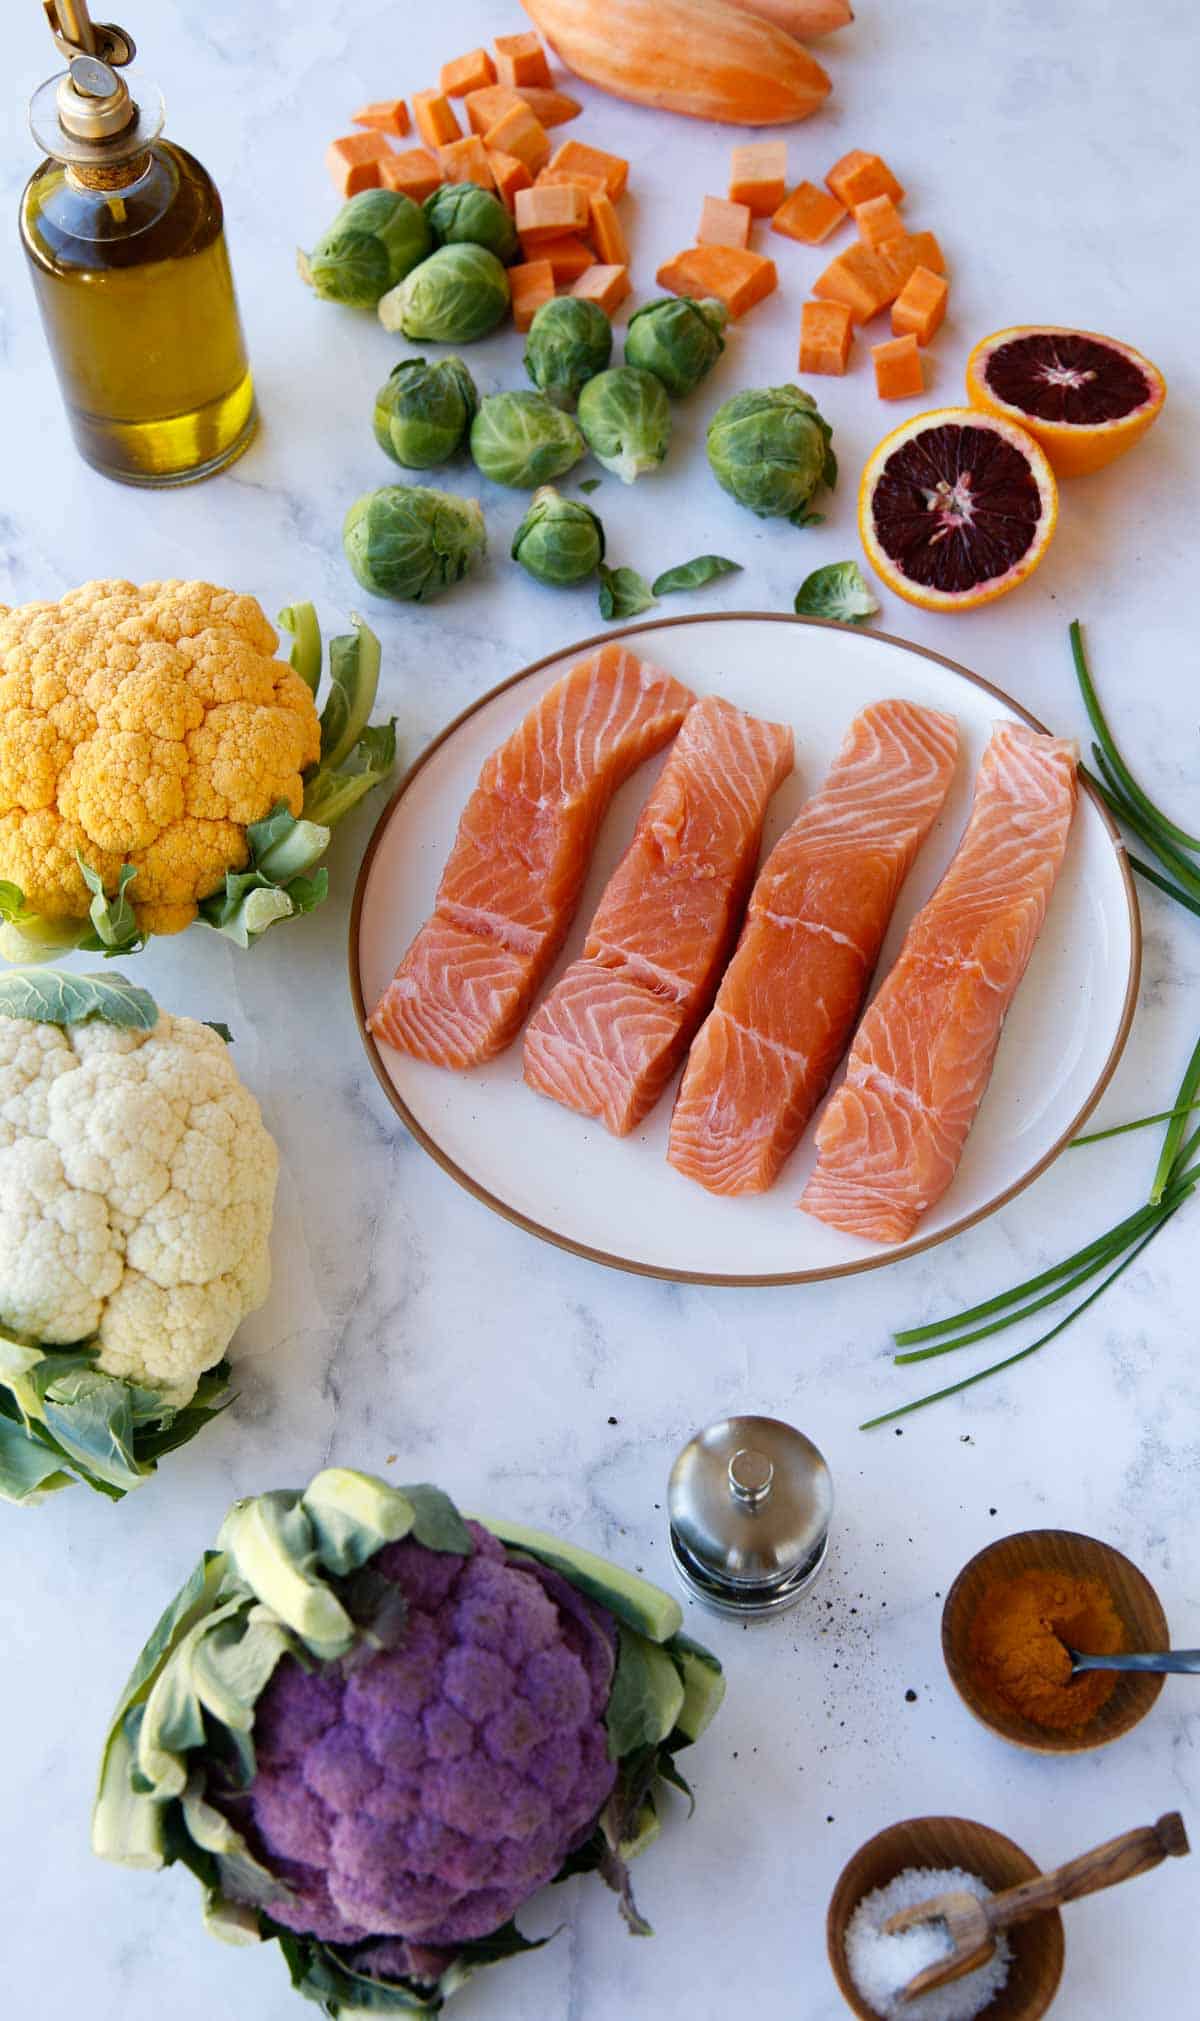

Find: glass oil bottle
20;2;256;485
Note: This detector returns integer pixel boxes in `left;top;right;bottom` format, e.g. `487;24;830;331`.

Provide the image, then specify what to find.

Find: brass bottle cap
31;4;161;168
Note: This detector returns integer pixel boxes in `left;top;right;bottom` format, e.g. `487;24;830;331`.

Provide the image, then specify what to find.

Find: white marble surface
2;3;1198;2017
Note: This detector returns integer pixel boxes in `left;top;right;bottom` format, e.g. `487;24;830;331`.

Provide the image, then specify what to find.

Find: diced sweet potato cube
891;265;948;344
412;90;461;150
589;192;628;266
515;182;590;243
854;194;904;248
493;31;553;89
483;102;551;174
438;136;495;190
698;195;752;249
521;88;582;128
571;264;631;314
326;132;392;197
879;229;945;281
812;241;895;322
531;234;595;283
537;165;608;198
352;100;410;138
378;148;443;201
771;180;846;245
465;83;579;133
440;49;496;97
873;331;924;399
508;259;556;331
729;141;787;217
548;139;628;200
826;150;905;208
656;244;777;319
488;149;533;211
800;299;853;375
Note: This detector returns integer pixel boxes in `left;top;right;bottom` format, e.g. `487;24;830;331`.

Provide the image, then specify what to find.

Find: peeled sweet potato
726;0;853;33
520;0;831;125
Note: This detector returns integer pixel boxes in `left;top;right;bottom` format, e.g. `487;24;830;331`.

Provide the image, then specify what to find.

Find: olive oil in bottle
20;3;256;485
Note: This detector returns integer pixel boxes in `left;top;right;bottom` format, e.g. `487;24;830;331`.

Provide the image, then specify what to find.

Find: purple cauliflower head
220;1523;618;1958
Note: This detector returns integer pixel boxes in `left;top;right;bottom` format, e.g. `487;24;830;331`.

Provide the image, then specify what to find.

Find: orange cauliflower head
0;580;322;936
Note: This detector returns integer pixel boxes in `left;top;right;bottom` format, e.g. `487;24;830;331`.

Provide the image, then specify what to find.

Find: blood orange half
966;326;1166;478
859;407;1058;613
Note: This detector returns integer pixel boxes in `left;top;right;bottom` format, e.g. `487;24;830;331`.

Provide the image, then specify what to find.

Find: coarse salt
844;1865;1012;2021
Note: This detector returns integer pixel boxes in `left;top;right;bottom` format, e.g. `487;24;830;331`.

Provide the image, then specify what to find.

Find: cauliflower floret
0;1010;277;1401
0;579;322;935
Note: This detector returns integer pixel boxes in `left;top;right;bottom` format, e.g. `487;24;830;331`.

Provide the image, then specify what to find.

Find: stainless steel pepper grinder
668;1414;834;1617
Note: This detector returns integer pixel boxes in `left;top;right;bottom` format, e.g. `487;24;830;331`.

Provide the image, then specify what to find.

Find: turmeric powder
966;1568;1125;1730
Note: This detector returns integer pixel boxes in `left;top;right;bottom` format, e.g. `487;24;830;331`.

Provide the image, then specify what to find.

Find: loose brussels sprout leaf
524;296;613;410
793;559;880;626
0;966;158;1030
343;484;487;601
577;367;671;485
470;391;586;489
299;190;432;308
651;555;741;597
598;564;656;622
579;477;601;494
423;181;519;265
373;355;479;469
378;243;510;344
707;385;836;525
624;296;728;398
512;485;605;586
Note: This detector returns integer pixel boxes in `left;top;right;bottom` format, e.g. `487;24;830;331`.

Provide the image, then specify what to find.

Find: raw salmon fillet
668;700;959;1195
523;696;794;1134
800;720;1078;1242
369;646;693;1068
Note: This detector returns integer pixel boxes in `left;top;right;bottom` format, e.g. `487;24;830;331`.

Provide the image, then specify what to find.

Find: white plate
350;615;1139;1285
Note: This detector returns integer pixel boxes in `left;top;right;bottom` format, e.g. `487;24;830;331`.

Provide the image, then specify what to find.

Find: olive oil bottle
20;3;256;485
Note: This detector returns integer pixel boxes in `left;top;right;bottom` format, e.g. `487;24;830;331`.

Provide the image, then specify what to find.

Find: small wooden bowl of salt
827;1815;1064;2021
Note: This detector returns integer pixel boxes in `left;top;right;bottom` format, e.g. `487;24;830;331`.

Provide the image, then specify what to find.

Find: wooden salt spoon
884;1811;1190;2003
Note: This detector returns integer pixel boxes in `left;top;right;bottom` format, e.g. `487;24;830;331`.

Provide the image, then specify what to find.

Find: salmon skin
800;720;1078;1243
523;696;794;1134
369;645;694;1068
668;699;959;1195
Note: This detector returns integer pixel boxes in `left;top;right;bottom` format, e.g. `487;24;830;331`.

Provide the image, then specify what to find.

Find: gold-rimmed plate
349;613;1139;1286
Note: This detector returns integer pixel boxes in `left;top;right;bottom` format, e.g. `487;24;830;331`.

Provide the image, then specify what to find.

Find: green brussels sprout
343;485;487;602
576;366;671;484
373;355;478;469
298;189;433;307
423;181;520;265
524;296;613;409
624;295;729;398
706;386;837;525
511;485;606;586
470;391;586;489
378;243;511;343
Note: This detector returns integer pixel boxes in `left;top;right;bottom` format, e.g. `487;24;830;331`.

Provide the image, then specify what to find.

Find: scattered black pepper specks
905;1689;918;1703
989;1507;997;1516
895;1428;904;1436
607;1415;618;1425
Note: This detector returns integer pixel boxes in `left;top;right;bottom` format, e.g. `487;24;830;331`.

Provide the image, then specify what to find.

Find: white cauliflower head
0;1010;277;1405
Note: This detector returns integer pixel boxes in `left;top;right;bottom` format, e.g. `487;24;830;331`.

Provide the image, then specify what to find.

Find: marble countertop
2;3;1197;2016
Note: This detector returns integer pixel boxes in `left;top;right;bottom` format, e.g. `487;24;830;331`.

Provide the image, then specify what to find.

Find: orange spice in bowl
966;1569;1125;1732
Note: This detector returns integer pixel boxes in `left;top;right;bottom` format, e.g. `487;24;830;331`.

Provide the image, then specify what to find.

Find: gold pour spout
43;1;136;68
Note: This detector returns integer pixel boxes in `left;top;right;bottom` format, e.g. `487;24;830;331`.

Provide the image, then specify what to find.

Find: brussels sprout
423;181;520;265
470;391;586;489
343;485;487;602
576;366;671;484
624;296;728;398
372;356;478;469
378;243;510;343
706;386;837;525
524;297;613;409
298;190;432;308
512;486;606;586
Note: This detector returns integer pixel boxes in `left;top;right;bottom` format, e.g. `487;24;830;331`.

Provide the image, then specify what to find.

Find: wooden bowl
827;1814;1064;2020
941;1528;1169;1754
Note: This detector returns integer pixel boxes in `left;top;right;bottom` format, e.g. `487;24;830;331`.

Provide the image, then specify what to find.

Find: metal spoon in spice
1067;1644;1200;1677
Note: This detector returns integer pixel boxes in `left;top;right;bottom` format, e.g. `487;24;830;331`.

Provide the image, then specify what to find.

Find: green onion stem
1126;854;1200;921
1084;762;1200;899
1150;1029;1200;1204
863;1204;1185;1431
894;1239;1154;1363
1073;1098;1200;1146
1071;619;1200;851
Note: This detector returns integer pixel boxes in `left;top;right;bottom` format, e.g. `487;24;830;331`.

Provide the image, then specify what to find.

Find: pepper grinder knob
728;1448;774;1509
